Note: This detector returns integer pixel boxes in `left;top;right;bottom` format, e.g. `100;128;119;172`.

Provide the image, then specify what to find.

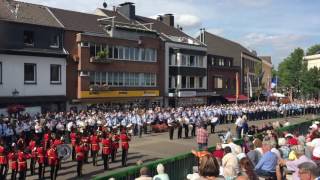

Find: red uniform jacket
36;147;45;164
75;145;85;161
29;140;36;158
17;151;30;171
113;134;120;149
120;134;130;150
101;138;112;155
81;136;90;152
53;139;63;147
8;152;18;170
47;148;58;166
0;145;7;165
43;133;50;147
70;132;77;147
90;135;100;152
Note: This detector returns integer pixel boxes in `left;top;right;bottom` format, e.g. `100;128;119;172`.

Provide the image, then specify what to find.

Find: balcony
89;84;110;94
90;57;113;64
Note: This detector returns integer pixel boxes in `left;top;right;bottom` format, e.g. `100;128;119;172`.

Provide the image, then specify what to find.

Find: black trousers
177;126;182;139
72;146;76;160
169;126;174;140
210;123;216;133
38;163;45;180
77;160;83;177
111;148;117;162
50;164;59;180
30;158;35;175
191;124;196;137
84;151;89;163
183;124;189;138
18;170;26;180
0;164;7;180
11;169;17;180
102;154;109;170
122;149;128;167
92;151;97;166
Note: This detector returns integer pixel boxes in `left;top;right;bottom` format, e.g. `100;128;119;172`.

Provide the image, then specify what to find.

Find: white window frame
50;64;61;84
24;63;37;84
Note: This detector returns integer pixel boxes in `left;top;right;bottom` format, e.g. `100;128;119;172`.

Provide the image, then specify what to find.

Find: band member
177;117;183;139
0;139;8;179
70;129;77;161
17;145;30;180
183;117;189;139
43;128;51;150
28;137;37;175
52;134;63;169
81;133;90;164
167;117;175;140
90;131;100;166
111;132;120;162
120;129;130;167
75;139;84;177
8;144;18;180
36;142;45;180
47;144;59;180
101;132;112;170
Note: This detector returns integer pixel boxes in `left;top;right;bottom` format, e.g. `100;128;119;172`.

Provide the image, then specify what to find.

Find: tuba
57;144;72;161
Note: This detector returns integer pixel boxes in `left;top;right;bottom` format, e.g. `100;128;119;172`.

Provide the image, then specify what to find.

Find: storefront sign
80;90;159;98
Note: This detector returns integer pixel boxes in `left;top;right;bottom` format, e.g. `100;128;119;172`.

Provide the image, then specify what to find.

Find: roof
259;56;272;64
0;0;63;28
49;7;105;34
203;31;253;55
97;8;204;46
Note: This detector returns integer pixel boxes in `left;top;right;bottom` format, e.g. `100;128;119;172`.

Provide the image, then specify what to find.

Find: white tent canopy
272;92;286;98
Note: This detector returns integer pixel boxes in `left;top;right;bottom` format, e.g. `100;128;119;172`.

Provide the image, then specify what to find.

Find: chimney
199;28;206;43
163;14;174;27
117;2;135;20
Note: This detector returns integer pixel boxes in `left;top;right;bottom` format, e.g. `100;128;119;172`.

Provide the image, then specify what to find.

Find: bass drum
57;144;72;161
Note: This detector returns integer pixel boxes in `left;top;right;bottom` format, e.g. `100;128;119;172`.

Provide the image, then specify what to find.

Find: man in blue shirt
255;139;278;178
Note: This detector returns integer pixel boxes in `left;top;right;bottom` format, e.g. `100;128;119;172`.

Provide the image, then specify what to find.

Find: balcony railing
90;57;113;63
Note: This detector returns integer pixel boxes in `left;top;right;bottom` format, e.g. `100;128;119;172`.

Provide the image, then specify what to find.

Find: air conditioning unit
80;42;90;47
79;71;89;77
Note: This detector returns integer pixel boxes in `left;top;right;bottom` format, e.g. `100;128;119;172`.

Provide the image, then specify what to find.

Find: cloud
234;0;273;7
175;14;201;29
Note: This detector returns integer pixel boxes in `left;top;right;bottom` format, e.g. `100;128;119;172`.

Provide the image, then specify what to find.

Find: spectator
278;138;290;160
153;163;169;180
279;145;315;180
222;138;242;155
246;142;260;166
255;140;278;178
222;146;238;179
298;162;320;180
235;116;243;139
198;154;223;180
135;167;152;180
212;143;224;164
237;157;258;180
252;138;263;157
196;122;208;150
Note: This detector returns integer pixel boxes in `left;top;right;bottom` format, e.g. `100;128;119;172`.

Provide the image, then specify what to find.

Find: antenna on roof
103;1;108;8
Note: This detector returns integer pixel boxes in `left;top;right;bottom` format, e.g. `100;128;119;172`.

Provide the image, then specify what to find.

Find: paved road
12;114;319;180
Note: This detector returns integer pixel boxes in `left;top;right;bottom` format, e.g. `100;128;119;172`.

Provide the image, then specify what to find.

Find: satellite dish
103;2;107;8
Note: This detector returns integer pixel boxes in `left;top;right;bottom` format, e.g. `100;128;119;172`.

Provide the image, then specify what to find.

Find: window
213;77;223;89
113;72;119;86
95;72;101;85
108;46;113;58
24;63;36;84
141;48;145;61
114;46;119;59
129;72;135;86
199;77;203;88
181;55;187;66
50;64;61;84
182;76;187;88
124;72;130;86
134;48;139;60
135;73;139;86
170;54;177;65
108;72;113;86
23;31;34;46
190;56;195;67
199;56;203;67
190;77;195;88
129;48;134;60
90;43;96;57
0;62;2;84
119;72;124;86
124;47;130;60
89;72;95;85
119;46;124;59
50;35;59;48
150;49;156;61
101;72;107;85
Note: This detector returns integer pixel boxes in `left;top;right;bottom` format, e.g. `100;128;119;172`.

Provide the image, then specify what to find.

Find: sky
20;0;320;68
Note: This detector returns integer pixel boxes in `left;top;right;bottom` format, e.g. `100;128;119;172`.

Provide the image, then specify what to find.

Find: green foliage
301;65;320;98
96;50;108;59
306;44;320;56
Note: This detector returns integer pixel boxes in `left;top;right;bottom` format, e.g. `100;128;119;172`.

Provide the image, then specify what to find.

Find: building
0;0;67;114
97;3;207;107
49;3;165;111
304;53;320;70
259;56;272;90
199;30;261;103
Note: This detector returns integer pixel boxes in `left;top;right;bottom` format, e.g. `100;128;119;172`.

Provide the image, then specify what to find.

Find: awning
224;95;249;102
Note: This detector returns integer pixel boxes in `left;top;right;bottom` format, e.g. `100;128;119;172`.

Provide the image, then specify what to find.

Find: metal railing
93;118;317;180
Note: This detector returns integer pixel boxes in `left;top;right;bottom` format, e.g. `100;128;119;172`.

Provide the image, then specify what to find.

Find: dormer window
50;34;60;48
23;31;34;47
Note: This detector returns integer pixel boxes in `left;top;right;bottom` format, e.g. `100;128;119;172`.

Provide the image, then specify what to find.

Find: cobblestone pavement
13;114;319;180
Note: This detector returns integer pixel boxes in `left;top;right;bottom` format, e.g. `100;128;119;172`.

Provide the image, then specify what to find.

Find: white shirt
35;123;43;133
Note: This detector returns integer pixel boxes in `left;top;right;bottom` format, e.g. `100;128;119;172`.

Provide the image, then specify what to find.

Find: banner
271;76;278;89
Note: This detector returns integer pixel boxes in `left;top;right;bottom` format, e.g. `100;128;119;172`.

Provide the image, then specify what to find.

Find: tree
306;44;320;56
278;48;304;98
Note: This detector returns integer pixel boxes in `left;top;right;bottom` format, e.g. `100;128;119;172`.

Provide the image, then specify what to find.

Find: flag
236;72;239;99
248;75;253;98
271;76;278;89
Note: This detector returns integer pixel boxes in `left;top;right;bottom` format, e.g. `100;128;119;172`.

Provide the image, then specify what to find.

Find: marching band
0;101;318;179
